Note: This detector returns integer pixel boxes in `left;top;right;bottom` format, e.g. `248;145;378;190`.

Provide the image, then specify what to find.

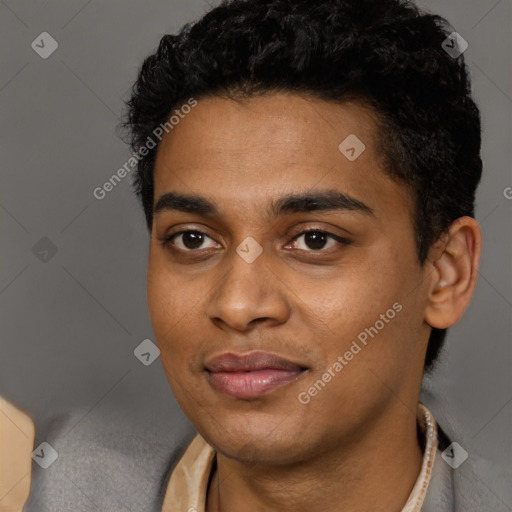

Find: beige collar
162;403;438;512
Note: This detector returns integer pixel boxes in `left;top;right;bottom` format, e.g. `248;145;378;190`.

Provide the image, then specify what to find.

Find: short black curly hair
123;0;482;372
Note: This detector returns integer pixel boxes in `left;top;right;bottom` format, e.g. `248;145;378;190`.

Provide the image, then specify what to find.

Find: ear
424;216;482;329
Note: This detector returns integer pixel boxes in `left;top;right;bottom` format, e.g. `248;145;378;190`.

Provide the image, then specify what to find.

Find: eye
158;228;351;255
287;229;350;252
158;230;219;251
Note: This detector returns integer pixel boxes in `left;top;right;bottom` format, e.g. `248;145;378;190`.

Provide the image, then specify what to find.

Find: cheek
305;260;402;329
147;272;175;335
147;255;187;353
147;246;188;326
146;254;208;376
304;254;420;371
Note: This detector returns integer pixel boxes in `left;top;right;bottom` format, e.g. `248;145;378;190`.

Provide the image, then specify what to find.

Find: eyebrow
153;189;375;219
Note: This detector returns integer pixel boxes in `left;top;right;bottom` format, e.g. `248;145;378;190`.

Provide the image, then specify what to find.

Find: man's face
148;93;432;464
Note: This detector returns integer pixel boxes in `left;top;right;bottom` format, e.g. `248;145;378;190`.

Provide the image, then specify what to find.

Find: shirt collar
162;403;444;512
402;403;439;511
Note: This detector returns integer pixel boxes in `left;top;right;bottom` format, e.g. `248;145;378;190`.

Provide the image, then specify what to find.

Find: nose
205;247;291;333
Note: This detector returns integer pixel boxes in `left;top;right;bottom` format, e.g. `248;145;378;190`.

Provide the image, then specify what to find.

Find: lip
205;351;308;399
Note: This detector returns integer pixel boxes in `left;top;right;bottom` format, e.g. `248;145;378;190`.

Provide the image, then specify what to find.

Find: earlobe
424;217;482;329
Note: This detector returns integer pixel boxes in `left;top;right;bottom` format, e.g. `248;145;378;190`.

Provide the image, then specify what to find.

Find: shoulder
450;447;511;512
22;402;196;512
435;419;511;511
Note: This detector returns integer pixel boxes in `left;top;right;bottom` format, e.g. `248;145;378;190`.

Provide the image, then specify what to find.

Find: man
121;0;496;510
2;0;509;511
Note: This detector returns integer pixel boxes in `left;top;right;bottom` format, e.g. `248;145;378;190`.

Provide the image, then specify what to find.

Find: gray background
1;0;511;506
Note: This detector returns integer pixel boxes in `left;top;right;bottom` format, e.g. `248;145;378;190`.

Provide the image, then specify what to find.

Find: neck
206;403;424;512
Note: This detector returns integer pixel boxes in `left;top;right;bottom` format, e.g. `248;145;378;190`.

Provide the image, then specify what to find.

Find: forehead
152;93;413;223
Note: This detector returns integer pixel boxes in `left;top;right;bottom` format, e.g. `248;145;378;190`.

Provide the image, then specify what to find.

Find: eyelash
157;228;351;255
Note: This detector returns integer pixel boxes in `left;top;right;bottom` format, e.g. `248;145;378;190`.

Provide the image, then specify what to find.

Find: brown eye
303;231;329;250
180;231;206;250
289;229;350;252
159;230;219;251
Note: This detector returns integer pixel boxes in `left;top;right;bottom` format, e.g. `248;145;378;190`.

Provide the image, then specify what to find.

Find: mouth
205;350;309;399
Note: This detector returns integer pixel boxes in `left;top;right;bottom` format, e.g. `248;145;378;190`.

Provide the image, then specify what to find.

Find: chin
197;414;316;465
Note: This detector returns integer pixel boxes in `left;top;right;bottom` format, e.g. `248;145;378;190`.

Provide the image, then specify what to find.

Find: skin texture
147;93;481;512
